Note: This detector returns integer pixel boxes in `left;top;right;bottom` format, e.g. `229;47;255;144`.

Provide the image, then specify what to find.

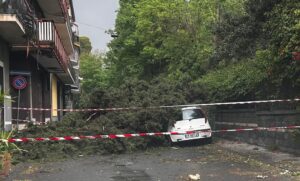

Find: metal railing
72;23;79;44
0;0;29;14
0;0;36;35
37;20;69;72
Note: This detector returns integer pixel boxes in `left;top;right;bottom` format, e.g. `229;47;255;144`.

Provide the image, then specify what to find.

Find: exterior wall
10;51;69;126
0;0;79;129
213;104;300;154
32;66;51;123
0;38;11;130
42;73;51;123
10;52;51;124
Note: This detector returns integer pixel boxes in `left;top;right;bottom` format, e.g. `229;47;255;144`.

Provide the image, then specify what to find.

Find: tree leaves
88;0;300;105
80;53;111;92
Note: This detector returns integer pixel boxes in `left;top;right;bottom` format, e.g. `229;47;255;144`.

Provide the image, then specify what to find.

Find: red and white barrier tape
3;98;300;112
4;125;300;143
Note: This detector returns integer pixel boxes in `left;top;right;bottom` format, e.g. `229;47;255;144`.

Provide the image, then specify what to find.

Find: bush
195;51;273;102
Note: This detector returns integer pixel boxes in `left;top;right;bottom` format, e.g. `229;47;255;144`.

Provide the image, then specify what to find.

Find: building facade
0;0;80;130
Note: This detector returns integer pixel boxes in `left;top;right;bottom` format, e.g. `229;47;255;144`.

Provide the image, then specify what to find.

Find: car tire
167;136;175;146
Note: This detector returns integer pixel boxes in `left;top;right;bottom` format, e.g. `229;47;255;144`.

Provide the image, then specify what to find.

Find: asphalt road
5;140;300;181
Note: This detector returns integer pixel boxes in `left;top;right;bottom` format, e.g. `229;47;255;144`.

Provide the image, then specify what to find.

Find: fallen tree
14;78;188;162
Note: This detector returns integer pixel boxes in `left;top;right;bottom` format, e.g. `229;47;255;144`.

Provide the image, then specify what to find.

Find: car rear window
182;109;205;120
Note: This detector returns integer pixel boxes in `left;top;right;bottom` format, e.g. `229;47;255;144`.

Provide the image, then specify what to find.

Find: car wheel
167;136;175;146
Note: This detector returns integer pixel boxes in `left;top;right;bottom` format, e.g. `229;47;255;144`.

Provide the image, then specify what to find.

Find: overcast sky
73;0;119;52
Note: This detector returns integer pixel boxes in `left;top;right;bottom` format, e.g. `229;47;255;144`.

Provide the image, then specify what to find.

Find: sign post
11;76;27;130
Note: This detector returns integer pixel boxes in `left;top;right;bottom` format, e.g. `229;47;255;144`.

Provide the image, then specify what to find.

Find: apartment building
0;0;80;130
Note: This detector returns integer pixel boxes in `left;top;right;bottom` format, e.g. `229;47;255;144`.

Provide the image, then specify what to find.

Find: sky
73;0;119;52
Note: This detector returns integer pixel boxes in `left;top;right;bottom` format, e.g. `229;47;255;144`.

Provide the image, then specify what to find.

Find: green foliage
15;78;188;161
77;0;300;154
78;0;300;106
211;0;279;66
0;131;21;154
80;77;188;131
265;0;300;54
0;93;5;104
197;50;272;102
262;0;300;98
80;36;92;54
80;52;111;92
107;0;245;83
15;0;300;161
205;0;300;100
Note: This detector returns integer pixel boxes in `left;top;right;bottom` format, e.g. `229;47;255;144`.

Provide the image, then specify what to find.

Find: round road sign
12;76;27;90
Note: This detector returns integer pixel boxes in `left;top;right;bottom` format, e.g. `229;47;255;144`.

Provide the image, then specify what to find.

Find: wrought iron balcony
0;0;35;17
0;0;36;45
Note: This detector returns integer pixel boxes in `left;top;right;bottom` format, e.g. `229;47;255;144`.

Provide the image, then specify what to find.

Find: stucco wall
10;52;51;124
0;38;12;130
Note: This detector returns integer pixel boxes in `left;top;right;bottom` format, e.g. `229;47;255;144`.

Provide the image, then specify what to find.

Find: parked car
168;107;212;143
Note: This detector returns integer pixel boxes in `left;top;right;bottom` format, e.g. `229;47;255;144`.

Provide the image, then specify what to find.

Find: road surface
5;140;300;181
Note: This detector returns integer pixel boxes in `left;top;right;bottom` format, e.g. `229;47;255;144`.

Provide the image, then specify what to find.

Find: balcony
55;20;74;55
36;0;74;55
0;0;35;45
35;0;69;23
72;23;80;47
36;20;74;84
69;48;80;91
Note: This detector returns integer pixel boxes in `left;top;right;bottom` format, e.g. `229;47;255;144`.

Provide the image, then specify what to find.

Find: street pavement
5;139;300;181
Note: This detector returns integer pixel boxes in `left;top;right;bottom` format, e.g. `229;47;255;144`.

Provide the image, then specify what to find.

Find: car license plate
185;132;199;139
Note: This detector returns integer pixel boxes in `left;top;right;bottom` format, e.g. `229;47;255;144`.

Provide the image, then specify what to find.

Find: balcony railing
0;0;30;14
72;23;79;36
38;20;69;72
71;23;79;45
0;0;36;34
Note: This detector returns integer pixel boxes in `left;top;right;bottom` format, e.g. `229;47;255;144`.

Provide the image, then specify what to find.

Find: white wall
0;38;12;130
